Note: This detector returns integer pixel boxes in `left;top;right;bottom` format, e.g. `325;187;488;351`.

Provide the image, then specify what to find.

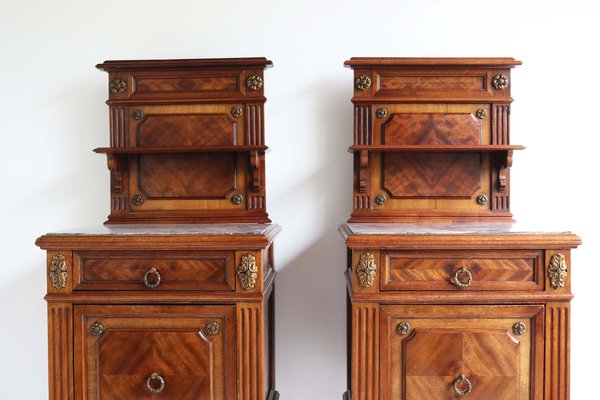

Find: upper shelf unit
345;57;522;223
96;57;273;224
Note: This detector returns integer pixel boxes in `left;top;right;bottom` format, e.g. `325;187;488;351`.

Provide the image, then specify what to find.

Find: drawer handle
453;374;473;397
143;267;161;288
451;267;473;289
146;372;165;394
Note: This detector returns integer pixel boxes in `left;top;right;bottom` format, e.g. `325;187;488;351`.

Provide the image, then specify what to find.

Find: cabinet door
74;305;236;400
126;104;249;214
369;103;495;218
380;305;544;400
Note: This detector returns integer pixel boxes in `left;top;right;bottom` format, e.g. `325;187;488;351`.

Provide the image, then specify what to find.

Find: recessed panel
382;113;481;145
138;154;236;199
379;75;485;91
134;75;240;94
383;153;481;198
138;114;237;147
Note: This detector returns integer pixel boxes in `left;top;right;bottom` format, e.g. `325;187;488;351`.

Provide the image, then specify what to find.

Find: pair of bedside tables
37;57;579;400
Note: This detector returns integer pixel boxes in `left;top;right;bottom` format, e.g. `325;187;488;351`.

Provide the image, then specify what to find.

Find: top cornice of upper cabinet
344;57;521;103
344;57;521;69
96;57;273;71
96;57;273;105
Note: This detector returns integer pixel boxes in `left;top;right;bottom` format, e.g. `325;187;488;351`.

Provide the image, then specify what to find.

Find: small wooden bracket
498;150;513;193
358;150;369;193
106;153;120;171
250;150;261;192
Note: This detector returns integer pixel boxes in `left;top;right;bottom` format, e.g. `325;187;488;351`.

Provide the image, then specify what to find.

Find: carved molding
49;254;68;289
353;304;379;399
357;252;376;288
48;304;73;399
245;104;264;145
238;254;258;290
548;253;568;289
354;195;370;210
354;105;372;145
237;303;263;400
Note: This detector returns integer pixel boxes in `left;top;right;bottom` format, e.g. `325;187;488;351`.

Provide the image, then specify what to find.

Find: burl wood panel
404;330;519;399
379;74;485;91
73;250;235;291
380;305;544;400
134;75;240;94
381;250;543;291
137;114;238;147
138;154;237;199
382;153;481;197
75;305;236;400
381;113;481;145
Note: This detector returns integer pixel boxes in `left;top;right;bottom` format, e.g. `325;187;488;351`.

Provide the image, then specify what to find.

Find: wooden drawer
74;305;236;400
380;250;544;291
73;250;236;291
380;305;544;400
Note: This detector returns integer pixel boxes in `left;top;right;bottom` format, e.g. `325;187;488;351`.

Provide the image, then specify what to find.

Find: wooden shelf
348;145;524;153
94;145;269;154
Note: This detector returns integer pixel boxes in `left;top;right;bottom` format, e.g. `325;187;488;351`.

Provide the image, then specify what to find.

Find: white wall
0;0;597;398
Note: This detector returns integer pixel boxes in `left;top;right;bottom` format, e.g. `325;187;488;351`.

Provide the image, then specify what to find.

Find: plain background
0;0;597;398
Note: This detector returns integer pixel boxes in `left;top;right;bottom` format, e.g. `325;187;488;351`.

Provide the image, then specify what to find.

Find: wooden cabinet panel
96;58;272;223
342;58;579;400
345;58;521;222
126;104;248;212
369;103;492;215
74;305;236;400
132;105;245;147
380;305;544;400
380;250;543;291
73;250;236;291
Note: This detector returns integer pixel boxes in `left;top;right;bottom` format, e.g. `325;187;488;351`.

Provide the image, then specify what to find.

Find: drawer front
381;250;544;291
380;305;544;400
107;68;265;101
354;67;512;101
74;305;235;400
73;250;236;291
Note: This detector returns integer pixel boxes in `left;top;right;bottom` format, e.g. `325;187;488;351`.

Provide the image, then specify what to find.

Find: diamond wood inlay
138;154;237;199
382;113;482;145
137;114;237;147
383;153;481;197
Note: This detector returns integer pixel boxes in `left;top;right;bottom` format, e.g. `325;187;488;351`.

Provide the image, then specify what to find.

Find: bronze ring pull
451;267;473;289
453;374;473;397
143;267;161;288
146;372;165;394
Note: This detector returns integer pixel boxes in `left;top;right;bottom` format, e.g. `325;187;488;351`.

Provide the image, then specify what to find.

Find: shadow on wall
273;78;352;397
